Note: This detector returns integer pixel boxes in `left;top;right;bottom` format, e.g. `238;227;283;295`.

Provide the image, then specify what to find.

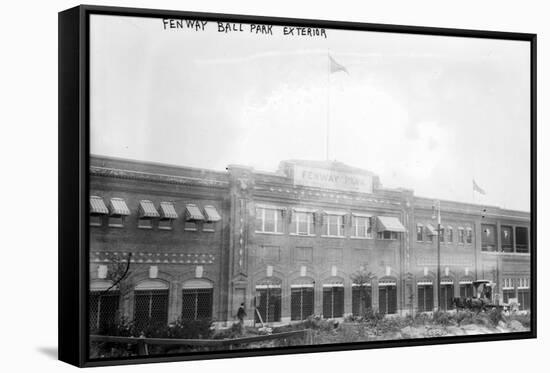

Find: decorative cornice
90;251;216;265
90;166;229;188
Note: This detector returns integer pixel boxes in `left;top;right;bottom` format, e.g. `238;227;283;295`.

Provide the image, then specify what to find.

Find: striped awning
90;196;108;215
441;279;454;285
425;224;437;236
203;205;221;222
376;216;406;232
378;280;397;286
159;201;178;219
185;204;205;221
109;198;130;216
418;280;433;286
323;283;344;287
139;200;160;218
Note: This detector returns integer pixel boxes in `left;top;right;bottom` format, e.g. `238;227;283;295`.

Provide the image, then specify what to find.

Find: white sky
90;15;531;211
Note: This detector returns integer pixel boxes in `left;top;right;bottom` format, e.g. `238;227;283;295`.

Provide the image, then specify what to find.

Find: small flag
329;55;349;74
472;179;486;195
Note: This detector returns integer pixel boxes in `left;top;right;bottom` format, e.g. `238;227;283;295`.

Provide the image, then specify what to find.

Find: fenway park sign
293;164;373;194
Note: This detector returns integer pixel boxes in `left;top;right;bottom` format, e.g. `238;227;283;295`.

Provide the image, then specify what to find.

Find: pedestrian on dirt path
237;303;247;334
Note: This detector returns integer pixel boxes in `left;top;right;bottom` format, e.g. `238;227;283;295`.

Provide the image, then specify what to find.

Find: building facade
88;156;531;330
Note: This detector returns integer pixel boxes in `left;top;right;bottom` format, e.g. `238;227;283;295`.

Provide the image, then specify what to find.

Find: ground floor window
290;286;314;321
323;286;344;318
503;289;515;304
417;284;434;313
89;291;119;332
517;289;530;311
352;286;372;316
255;286;281;323
181;288;213;320
134;289;169;332
440;284;454;311
459;283;474;298
379;285;397;314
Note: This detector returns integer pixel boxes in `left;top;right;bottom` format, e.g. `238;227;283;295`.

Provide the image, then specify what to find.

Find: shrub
432;311;454;326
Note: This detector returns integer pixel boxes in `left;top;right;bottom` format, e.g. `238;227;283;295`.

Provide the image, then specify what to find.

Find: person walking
237;303;247;334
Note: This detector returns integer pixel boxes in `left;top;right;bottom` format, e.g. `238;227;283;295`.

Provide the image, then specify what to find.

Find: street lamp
432;200;441;311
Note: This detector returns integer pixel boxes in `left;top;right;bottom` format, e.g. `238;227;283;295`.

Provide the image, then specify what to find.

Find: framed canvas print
58;5;537;367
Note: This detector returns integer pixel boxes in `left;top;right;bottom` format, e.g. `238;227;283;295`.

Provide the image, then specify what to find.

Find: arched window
459;277;474;298
417;278;434;313
322;278;344;318
440;277;454;311
290;278;315;321
181;279;214;321
89;280;119;332
352;280;372;316
134;280;169;332
254;278;282;323
379;278;397;314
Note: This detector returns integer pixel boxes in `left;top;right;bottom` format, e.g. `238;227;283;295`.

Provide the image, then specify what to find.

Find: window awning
90;280;117;291
109;198;130;216
425;224;437;236
159;201;178;219
418;280;433;286
185;204;205;221
376;216;406;232
139;200;160;218
204;205;221;222
90;196;109;215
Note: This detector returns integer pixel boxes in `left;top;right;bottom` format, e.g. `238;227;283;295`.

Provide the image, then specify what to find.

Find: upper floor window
378;231;398;240
515;227;529;253
481;224;496;251
376;216;405;241
255;206;284;234
416;224;423;241
439;227;445;243
466;228;473;244
290;210;315;236
447;227;453;243
90;196;109;227
138;200;159;229
184;203;205;231
501;226;513;252
352;214;372;238
458;228;465;244
159;201;178;230
108;198;131;228
323;213;345;237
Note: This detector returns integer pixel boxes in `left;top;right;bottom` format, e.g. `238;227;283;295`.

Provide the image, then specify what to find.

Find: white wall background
0;0;546;371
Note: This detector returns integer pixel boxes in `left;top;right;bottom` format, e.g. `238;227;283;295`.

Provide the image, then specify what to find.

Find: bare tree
350;265;374;317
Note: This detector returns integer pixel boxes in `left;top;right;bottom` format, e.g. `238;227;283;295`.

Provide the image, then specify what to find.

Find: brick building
88;156;531;330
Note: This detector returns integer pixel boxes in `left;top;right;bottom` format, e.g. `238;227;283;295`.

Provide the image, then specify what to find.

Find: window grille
181;288;213;320
459;284;473;298
378;285;397;314
440;284;454;311
323;287;344;318
255;287;281;323
133;289;169;332
352;286;372;316
89;291;119;332
503;289;516;303
517;289;530;310
515;227;529;253
290;287;314;321
417;285;434;312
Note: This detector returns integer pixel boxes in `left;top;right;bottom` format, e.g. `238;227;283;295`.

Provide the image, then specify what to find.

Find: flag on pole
329;55;349;74
472;179;486;195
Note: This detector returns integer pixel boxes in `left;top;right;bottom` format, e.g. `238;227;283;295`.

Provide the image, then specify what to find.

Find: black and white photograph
83;10;534;363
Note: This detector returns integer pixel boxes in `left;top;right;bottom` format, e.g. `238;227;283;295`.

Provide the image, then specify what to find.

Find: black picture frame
59;4;537;368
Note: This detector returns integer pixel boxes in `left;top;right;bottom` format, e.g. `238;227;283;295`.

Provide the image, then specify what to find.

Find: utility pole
433;200;441;311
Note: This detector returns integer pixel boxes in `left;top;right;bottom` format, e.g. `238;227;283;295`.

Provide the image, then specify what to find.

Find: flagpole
326;50;330;161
